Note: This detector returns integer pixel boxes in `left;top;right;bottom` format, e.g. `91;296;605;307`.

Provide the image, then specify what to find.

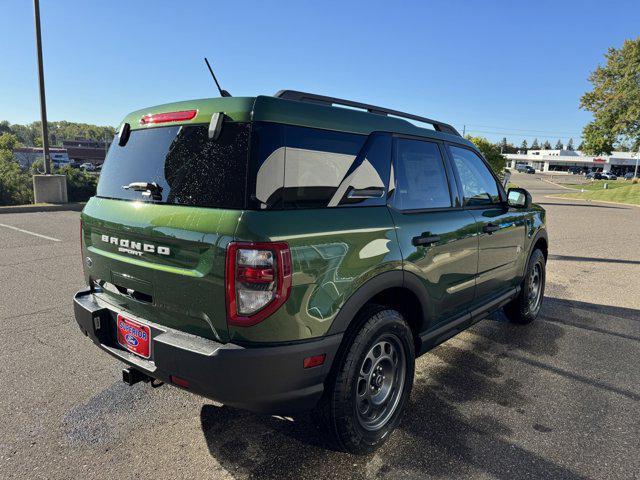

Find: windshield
97;123;251;209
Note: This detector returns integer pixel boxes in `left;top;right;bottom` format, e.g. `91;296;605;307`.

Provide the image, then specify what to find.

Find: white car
80;163;96;172
601;172;617;180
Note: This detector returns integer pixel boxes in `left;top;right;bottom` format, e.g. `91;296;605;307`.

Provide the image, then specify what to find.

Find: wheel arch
326;270;430;357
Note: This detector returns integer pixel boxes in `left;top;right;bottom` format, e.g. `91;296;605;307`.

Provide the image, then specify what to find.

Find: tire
315;306;415;454
504;248;546;324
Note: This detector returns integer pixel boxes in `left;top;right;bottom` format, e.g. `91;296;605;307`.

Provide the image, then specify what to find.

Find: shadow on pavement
535;201;627;209
199;312;588;479
548;254;640;266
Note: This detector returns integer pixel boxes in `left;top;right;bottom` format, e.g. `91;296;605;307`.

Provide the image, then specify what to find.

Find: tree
566;138;574;151
0;132;19;151
465;136;506;174
555;139;563;150
580;37;640;154
542;140;552;149
578;141;585;150
531;138;540;149
581;121;614;155
520;139;528;150
0;133;33;205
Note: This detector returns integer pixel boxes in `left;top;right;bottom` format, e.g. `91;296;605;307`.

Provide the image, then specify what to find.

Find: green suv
74;90;547;453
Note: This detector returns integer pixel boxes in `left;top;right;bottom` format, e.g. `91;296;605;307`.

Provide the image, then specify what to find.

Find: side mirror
507;188;532;209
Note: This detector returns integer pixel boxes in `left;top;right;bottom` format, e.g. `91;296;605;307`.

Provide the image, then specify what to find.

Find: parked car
80;162;96;172
586;171;603;180
624;172;636;180
568;166;584;175
524;165;535;174
601;172;617;180
70;161;82;169
515;164;528;172
74;90;548;453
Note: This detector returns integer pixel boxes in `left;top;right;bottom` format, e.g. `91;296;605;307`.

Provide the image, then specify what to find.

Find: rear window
97;123;250;209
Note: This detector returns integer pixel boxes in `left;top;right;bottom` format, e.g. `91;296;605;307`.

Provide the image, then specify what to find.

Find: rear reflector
303;354;326;369
140;109;197;125
170;375;190;388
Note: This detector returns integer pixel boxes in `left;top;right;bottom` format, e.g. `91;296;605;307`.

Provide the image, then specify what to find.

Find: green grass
559;182;640;205
563;179;630;191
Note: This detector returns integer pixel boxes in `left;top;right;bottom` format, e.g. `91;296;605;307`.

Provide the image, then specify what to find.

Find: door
388;137;479;331
447;144;527;304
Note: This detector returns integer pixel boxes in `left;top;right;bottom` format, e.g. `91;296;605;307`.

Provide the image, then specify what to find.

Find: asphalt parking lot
0;174;638;479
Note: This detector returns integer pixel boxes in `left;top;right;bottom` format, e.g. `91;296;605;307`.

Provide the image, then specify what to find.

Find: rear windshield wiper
122;182;163;201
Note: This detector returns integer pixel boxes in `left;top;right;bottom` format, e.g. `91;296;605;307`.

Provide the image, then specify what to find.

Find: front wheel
504;248;546;324
316;307;415;454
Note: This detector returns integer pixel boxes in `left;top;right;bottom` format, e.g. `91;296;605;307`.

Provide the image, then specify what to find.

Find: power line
458;124;583;136
464;128;582;138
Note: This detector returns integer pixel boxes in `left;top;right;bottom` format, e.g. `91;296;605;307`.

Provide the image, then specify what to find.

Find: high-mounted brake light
225;242;292;327
139;109;197;125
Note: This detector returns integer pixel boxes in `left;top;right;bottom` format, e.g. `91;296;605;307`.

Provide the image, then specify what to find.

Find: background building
505;149;639;174
13;147;69;169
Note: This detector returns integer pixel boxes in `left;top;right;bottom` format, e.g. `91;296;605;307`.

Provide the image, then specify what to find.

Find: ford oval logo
125;333;139;347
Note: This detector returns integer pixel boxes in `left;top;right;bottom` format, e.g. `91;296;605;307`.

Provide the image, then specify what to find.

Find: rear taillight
139;109;197;125
225;242;292;327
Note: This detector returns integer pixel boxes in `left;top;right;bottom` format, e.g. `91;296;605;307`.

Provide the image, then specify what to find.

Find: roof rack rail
274;90;461;136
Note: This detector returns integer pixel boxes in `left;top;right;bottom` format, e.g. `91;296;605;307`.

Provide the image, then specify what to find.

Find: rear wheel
504;248;546;324
316;306;415;454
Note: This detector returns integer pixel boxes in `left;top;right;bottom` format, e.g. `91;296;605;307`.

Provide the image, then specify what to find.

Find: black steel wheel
315;306;415;454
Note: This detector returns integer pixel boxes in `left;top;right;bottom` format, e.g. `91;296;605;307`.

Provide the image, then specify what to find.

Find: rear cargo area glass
97;123;250;209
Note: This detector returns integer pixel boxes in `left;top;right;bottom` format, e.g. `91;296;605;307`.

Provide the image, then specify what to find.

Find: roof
120;93;474;148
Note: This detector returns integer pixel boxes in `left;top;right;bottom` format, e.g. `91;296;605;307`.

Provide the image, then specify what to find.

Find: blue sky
1;0;638;145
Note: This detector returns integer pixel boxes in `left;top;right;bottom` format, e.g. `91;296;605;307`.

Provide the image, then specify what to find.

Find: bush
633;177;639;184
0;158;98;206
57;166;98;202
0;151;34;205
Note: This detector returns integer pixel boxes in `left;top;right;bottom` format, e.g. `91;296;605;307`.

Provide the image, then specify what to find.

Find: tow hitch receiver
122;367;151;386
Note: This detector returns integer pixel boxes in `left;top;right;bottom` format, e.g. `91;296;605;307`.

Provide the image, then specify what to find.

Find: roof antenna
204;57;231;97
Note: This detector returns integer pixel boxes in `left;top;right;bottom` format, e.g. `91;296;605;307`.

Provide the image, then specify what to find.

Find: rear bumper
73;288;342;414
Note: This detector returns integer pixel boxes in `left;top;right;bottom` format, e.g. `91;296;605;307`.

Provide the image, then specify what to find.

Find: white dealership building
505;149;639;174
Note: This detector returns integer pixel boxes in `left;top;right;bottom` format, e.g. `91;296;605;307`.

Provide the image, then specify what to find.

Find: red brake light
225;242;292;327
139;109;197;125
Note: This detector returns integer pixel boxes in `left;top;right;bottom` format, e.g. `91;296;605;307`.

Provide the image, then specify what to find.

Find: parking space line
0;223;61;242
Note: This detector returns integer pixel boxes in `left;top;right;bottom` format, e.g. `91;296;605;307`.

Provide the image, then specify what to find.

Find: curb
0;202;85;214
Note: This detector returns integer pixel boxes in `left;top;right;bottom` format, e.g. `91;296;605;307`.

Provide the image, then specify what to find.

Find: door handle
412;233;441;246
483;223;500;234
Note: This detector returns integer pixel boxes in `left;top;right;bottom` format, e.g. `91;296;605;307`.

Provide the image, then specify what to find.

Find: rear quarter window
249;123;391;209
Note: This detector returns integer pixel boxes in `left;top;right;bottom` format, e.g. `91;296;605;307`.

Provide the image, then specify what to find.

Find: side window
249;123;371;209
329;133;391;207
449;146;500;205
391;138;451;211
283;126;366;208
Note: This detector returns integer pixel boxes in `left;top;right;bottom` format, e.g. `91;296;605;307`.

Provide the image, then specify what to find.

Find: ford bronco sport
74;90;547;453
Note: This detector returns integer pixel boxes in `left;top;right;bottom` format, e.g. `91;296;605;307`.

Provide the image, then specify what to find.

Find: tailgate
81;197;241;343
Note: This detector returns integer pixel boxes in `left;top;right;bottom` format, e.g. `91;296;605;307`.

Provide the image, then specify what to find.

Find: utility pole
31;0;67;203
33;0;50;174
462;125;466;136
634;145;639;178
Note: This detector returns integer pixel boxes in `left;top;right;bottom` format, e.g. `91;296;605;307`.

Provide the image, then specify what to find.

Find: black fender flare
529;227;548;260
326;269;430;336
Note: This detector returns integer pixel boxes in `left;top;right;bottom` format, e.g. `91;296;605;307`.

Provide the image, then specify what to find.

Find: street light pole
634;145;639;179
33;0;51;175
